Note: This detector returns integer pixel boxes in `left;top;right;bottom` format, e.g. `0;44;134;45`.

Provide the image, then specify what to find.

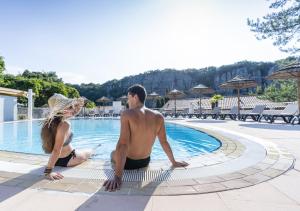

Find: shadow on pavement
76;166;172;211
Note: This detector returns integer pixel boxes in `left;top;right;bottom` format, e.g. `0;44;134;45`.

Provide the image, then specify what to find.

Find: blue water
0;119;221;160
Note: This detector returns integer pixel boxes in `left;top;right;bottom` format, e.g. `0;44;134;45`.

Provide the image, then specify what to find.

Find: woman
41;93;92;180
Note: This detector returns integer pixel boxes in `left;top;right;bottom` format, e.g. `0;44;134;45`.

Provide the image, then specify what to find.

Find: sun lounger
259;104;298;123
240;105;266;121
219;106;238;120
176;108;189;118
291;114;300;125
186;108;202;118
202;107;221;119
257;109;279;122
162;110;172;118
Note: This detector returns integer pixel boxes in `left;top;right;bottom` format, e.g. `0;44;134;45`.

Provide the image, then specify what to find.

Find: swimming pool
0;119;221;160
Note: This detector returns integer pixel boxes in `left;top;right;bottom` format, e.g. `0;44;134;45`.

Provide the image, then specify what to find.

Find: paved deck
0;119;300;210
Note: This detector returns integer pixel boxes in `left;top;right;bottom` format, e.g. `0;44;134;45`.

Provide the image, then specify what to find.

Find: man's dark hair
127;84;147;104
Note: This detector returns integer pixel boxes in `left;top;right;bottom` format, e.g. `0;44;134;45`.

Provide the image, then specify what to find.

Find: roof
0;87;28;97
267;63;300;80
162;96;290;110
219;76;257;89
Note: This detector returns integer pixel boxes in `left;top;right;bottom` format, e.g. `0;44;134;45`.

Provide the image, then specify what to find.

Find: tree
21;70;62;82
209;94;224;109
1;70;80;107
259;80;297;102
0;56;5;74
247;0;300;53
0;56;5;83
85;101;96;109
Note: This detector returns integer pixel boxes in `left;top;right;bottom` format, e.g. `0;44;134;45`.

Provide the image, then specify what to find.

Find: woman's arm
44;121;69;180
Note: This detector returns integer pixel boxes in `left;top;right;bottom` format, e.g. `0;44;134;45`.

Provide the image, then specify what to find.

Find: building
0;87;28;122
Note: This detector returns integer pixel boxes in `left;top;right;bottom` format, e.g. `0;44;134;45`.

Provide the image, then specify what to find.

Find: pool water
0;119;221;160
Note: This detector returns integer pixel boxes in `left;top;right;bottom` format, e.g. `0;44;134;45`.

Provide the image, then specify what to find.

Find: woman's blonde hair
41;93;83;153
41;116;63;153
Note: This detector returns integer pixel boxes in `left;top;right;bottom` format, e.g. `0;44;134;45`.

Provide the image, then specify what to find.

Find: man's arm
157;115;189;168
114;114;130;177
104;112;130;191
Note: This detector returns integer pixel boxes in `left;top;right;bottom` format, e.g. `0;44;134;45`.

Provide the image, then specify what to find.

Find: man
103;84;188;192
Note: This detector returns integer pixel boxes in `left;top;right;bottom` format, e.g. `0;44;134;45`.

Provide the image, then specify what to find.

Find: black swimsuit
124;156;151;170
55;133;76;167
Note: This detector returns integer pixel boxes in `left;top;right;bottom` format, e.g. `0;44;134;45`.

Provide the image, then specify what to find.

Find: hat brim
63;97;84;115
49;97;84;117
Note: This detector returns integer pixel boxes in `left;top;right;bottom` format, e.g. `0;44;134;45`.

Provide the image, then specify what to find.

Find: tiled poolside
0;119;299;210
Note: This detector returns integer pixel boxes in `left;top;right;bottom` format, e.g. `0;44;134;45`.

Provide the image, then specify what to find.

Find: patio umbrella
96;96;111;111
147;92;161;100
118;95;128;102
267;63;300;117
166;89;185;115
190;84;214;115
118;95;128;109
147;92;161;108
219;75;257;117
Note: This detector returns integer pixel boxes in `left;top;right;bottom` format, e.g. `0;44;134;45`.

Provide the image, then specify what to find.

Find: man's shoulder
120;109;133;118
145;108;164;119
122;108;163;117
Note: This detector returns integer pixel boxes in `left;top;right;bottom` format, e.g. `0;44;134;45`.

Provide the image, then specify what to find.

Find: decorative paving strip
0;122;295;196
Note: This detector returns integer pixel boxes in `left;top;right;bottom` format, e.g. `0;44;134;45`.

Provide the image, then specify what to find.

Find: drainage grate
81;169;179;182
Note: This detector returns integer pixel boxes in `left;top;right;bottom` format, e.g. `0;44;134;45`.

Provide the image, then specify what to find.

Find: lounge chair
162;110;172;118
258;104;298;123
87;110;96;117
202;107;221;119
291;115;300;125
186;108;202;118
257;109;279;122
240;105;266;121
94;110;104;117
219;106;238;120
103;110;113;117
177;108;189;118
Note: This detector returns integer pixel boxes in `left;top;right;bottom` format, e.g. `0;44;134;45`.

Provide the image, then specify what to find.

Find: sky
0;0;290;84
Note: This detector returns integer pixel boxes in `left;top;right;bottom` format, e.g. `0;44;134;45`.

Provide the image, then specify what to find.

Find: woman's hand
45;172;64;180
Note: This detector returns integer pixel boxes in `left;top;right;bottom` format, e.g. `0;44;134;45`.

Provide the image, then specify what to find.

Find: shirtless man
103;84;189;192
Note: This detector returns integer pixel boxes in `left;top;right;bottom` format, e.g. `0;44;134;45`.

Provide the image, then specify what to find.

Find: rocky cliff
74;57;298;101
101;61;276;97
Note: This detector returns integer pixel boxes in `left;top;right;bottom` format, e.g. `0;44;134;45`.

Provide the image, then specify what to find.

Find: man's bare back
124;107;162;159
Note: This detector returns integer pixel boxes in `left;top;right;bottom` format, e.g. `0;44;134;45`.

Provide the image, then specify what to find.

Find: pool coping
0;120;295;196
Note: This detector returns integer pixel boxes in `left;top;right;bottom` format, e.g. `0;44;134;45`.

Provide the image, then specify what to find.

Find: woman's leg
67;149;92;167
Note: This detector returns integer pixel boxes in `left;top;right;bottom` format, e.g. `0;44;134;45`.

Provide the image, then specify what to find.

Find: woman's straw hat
45;93;84;125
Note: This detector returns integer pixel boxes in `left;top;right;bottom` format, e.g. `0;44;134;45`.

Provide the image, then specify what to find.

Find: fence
18;107;49;120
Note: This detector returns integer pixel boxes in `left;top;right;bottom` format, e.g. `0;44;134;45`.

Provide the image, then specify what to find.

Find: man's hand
45;172;64;180
103;175;122;192
172;161;189;168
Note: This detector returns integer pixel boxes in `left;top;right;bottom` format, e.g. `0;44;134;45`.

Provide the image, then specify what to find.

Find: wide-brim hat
45;93;84;125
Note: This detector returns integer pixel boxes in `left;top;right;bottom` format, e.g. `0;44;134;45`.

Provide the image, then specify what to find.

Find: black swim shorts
124;156;150;170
